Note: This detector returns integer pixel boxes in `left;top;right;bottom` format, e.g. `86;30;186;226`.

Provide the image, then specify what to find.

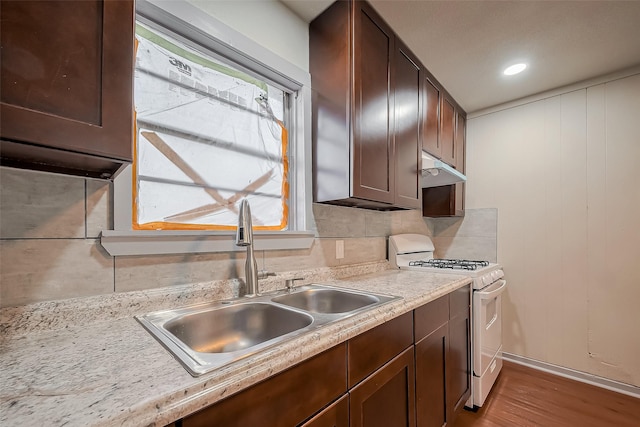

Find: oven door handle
477;279;507;301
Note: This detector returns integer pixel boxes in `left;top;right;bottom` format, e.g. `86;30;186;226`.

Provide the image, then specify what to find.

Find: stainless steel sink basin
137;284;399;376
272;288;379;314
164;302;313;353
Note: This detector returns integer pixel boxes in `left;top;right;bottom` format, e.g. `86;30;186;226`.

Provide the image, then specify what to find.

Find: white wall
186;0;309;72
466;73;640;387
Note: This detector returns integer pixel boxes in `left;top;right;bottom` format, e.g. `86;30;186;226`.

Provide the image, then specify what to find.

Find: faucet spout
236;199;259;296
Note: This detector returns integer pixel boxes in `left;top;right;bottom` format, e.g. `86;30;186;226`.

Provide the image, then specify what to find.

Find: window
134;22;289;230
102;0;313;256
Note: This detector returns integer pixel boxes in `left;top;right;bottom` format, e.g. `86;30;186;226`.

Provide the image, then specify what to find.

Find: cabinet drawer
348;312;413;387
414;295;449;342
182;343;347;427
449;285;470;317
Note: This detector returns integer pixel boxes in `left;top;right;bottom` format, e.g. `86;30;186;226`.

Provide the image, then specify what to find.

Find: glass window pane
134;22;289;230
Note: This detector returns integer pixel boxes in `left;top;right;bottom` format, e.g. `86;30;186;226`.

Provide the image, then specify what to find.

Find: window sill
100;230;315;256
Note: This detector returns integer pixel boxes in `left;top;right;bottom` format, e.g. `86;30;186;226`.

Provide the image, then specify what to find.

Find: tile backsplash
426;208;498;262
0;167;435;307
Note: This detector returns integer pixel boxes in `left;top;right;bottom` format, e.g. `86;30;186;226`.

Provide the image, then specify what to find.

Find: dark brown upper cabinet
0;0;134;179
352;1;395;205
423;77;441;159
454;113;466;214
422;86;467;217
422;74;465;169
311;0;422;210
440;96;457;168
392;40;423;209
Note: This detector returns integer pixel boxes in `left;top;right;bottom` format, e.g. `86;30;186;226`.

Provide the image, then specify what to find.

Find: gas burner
409;259;490;271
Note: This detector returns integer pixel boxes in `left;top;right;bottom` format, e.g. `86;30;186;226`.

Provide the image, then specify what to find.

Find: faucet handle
285;277;304;291
258;270;276;280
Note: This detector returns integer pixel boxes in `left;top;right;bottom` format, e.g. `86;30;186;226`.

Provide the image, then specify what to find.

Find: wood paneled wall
465;73;640;387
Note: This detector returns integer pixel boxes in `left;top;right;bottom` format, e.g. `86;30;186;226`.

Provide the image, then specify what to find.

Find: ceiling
280;0;640;113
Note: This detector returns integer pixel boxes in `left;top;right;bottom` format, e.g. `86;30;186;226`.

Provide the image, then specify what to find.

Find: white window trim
101;0;315;256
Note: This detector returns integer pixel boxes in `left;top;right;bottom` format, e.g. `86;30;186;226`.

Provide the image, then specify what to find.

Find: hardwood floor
453;361;640;427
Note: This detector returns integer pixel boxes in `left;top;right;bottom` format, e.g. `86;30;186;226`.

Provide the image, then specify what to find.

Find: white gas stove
389;233;503;290
388;233;507;409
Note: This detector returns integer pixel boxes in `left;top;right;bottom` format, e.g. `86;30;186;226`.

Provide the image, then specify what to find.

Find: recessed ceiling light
503;63;527;76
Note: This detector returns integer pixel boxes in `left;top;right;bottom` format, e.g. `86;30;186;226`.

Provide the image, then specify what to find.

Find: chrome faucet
236;199;259;297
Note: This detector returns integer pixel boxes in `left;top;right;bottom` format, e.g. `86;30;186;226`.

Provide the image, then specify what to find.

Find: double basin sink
137;284;399;376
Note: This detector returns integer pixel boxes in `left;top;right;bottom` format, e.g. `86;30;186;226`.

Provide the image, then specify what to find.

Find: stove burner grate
409;259;490;271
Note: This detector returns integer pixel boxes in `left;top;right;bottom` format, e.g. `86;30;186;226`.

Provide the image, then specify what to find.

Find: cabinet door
423;78;441;158
309;0;351;204
0;0;134;178
454;114;466;173
393;40;422;209
352;1;395;204
439;97;456;167
350;346;416;427
415;324;448;427
447;288;471;423
300;394;349;427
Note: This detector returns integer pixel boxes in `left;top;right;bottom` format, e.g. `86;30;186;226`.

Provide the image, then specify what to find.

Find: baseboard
502;352;640;399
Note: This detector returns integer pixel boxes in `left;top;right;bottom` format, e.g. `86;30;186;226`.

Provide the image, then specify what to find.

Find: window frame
101;0;314;256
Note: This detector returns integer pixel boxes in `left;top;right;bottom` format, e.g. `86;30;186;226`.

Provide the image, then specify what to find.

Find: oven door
473;279;506;377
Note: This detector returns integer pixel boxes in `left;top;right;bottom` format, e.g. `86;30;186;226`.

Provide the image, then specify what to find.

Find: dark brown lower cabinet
350;346;416;427
300;394;349;427
348;312;414;387
415;323;448;427
178;287;470;427
447;288;472;423
414;285;471;427
182;343;347;427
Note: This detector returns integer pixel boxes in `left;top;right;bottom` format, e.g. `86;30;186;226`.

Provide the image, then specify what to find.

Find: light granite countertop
0;262;471;426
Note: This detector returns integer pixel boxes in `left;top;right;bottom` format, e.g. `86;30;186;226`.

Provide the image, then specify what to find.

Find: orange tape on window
132;122;289;232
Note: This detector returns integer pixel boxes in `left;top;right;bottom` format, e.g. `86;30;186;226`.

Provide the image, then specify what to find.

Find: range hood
421;152;467;187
